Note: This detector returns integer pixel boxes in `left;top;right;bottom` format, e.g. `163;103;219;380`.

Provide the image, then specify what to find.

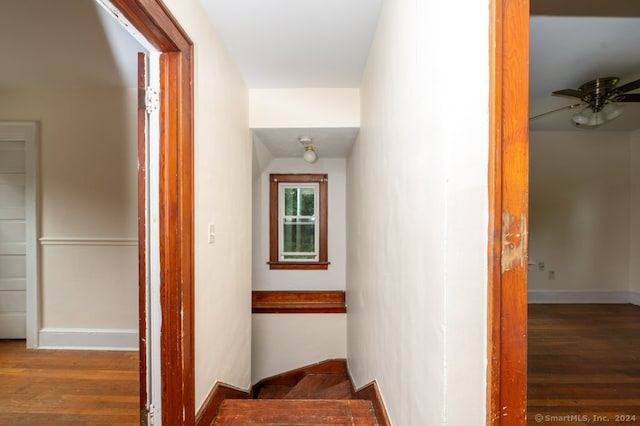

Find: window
269;174;328;270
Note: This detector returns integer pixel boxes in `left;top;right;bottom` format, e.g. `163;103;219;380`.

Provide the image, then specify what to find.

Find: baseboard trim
195;382;251;426
528;290;640;305
38;328;138;350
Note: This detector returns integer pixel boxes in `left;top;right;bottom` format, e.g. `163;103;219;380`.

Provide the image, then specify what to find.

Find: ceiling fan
531;76;640;128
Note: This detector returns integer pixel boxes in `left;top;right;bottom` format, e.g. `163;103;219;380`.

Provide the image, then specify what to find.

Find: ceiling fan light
583;111;606;128
602;103;624;121
571;108;591;125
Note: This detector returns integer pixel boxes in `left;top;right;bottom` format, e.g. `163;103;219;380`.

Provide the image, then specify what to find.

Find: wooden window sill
252;291;346;314
267;261;330;270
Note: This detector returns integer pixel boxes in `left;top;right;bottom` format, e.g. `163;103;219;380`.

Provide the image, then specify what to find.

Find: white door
0;123;38;343
0;139;27;338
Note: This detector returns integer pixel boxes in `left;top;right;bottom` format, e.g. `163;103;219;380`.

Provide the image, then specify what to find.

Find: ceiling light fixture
571;102;625;129
299;137;317;163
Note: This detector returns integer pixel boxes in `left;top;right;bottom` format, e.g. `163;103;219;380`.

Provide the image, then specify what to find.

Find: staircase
212;361;382;425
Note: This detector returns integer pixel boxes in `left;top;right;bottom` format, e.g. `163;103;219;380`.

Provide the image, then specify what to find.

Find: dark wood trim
195;382;251;426
267;261;330;270
487;1;502;422
530;1;640;17
488;0;529;424
105;1;194;425
269;173;328;269
351;381;391;426
252;291;346;314
318;173;328;264
136;51;148;424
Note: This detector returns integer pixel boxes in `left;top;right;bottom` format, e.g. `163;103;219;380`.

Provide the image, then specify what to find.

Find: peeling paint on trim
501;211;528;273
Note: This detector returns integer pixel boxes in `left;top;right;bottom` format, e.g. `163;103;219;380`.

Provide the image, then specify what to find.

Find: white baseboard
529;290;640;305
38;328;139;351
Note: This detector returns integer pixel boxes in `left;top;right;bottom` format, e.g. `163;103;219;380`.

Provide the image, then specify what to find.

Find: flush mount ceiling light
299;136;317;163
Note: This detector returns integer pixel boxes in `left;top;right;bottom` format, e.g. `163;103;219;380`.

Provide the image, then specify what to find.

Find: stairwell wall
346;0;488;424
163;0;253;412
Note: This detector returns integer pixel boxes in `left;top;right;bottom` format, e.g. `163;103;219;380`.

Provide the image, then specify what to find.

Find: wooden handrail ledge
252;291;346;314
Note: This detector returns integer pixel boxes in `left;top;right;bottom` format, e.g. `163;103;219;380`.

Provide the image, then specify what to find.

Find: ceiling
199;0;382;159
530;0;640;132
253;128;359;159
529;16;640;131
199;0;383;88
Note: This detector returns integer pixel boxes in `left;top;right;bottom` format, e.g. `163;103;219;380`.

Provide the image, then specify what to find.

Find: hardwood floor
0;339;139;425
528;304;640;425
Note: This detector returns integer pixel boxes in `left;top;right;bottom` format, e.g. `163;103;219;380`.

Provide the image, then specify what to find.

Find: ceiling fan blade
613;93;640;102
552;89;584;99
614;78;640;93
529;103;583;120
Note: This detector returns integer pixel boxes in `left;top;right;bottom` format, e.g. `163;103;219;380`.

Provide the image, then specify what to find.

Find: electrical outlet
548;270;555;280
538;262;545;271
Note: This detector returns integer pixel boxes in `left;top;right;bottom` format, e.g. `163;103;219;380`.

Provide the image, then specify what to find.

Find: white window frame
278;182;320;262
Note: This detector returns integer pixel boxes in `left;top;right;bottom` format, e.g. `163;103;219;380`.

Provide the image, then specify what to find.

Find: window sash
279;183;319;261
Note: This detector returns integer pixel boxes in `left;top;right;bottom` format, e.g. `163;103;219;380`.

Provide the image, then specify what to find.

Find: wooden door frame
103;1;194;424
488;0;529;424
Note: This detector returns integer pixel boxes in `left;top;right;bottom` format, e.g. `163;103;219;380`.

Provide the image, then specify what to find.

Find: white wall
0;89;138;343
253;157;346;290
346;0;488;424
529;131;632;302
630;131;640;301
250;89;359;128
252;313;346;381
162;0;253;412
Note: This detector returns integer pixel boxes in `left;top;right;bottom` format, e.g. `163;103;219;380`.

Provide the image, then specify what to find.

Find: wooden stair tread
213;399;378;425
284;374;350;399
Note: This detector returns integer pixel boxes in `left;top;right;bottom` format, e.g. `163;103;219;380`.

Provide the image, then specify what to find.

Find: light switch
208;223;215;244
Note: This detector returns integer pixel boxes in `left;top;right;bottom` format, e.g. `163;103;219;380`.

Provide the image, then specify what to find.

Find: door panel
0;139;26;339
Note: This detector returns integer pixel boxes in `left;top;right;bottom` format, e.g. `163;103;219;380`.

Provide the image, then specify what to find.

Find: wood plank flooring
528;304;640;425
0;339;139;425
